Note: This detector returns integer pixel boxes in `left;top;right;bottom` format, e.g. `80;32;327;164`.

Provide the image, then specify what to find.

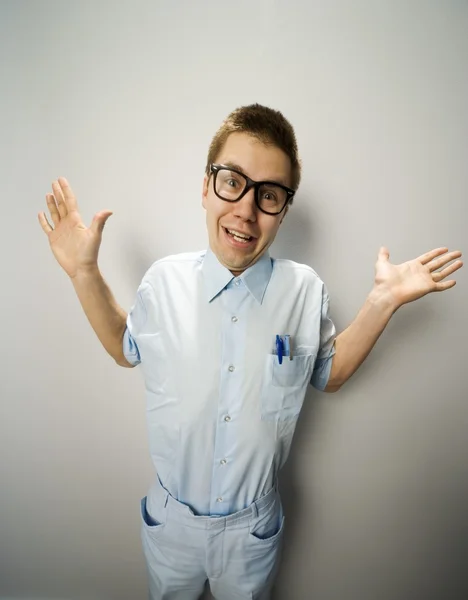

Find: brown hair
205;103;301;194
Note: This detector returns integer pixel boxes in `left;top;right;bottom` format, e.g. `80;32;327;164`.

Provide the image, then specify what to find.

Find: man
39;104;462;600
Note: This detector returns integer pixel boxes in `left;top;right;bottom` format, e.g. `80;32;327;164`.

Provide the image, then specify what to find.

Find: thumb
378;246;390;261
91;210;113;235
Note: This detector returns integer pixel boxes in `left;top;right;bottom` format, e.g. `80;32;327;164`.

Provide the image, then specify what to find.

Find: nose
232;188;257;222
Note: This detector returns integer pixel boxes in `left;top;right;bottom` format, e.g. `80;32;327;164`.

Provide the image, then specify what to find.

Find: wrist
71;264;101;283
368;285;401;315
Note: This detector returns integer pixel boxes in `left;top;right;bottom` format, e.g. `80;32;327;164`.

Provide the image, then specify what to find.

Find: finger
435;280;457;291
418;247;449;265
433;259;463;281
429;251;463;272
46;193;60;226
38;211;53;235
52;180;68;219
90;210;113;235
57;177;78;212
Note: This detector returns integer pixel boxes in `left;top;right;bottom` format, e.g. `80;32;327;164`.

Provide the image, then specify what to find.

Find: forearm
71;267;131;367
329;286;399;389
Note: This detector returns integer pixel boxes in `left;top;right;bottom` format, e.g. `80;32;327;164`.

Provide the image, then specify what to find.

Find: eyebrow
222;161;290;187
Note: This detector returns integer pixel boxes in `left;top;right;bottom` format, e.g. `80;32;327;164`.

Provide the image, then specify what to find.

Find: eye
227;178;239;188
261;190;278;202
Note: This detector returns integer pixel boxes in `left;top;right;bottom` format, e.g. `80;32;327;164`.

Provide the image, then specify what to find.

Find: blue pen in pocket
275;334;283;364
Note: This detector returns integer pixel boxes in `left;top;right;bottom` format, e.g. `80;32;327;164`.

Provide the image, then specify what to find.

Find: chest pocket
261;350;315;421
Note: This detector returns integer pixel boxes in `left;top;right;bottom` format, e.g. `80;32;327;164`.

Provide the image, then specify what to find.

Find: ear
202;174;209;210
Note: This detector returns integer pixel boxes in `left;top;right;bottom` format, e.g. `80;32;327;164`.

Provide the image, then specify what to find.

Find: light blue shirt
123;248;336;516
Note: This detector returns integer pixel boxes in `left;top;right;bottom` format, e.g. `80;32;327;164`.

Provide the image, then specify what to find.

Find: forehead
215;132;292;185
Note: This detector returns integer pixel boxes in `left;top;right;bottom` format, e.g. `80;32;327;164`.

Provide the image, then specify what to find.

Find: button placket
210;279;246;515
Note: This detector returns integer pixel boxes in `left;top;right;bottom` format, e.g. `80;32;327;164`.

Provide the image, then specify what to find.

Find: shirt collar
202;247;273;304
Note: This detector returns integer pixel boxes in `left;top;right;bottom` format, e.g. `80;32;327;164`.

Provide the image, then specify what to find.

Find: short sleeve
310;286;337;391
122;282;149;367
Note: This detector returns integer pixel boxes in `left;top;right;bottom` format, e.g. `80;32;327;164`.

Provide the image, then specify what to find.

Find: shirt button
217;497;223;502
235;279;241;286
228;365;235;372
220;459;227;465
224;415;231;422
231;316;238;323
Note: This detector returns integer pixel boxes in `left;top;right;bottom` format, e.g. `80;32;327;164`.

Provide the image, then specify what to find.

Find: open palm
38;178;113;279
374;246;463;308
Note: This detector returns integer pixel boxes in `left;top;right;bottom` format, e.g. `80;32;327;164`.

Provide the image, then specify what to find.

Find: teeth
227;228;251;240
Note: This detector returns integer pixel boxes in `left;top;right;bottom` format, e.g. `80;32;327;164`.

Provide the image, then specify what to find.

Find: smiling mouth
223;227;256;243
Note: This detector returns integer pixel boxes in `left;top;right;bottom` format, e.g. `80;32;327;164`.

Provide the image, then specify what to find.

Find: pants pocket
140;496;166;538
249;514;285;547
249;500;285;545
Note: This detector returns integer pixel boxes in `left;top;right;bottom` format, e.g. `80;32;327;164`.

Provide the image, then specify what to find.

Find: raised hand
38;178;113;279
374;246;463;309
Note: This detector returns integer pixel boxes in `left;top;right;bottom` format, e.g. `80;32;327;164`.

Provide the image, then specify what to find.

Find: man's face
202;132;292;276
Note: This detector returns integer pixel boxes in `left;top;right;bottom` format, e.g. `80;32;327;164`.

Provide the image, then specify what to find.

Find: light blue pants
140;477;285;599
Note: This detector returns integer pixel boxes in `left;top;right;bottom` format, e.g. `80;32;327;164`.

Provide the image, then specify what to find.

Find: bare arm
71;267;133;367
323;245;463;393
323;288;395;392
39;177;133;367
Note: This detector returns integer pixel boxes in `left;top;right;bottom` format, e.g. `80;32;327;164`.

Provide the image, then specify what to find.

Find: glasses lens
258;184;287;214
215;169;247;200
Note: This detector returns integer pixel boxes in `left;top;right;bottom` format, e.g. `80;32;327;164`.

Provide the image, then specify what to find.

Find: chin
218;252;249;272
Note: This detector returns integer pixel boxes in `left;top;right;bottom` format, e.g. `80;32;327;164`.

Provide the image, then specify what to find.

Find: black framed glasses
210;164;295;215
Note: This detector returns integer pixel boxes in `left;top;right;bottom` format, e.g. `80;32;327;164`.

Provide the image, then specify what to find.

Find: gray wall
1;1;467;599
